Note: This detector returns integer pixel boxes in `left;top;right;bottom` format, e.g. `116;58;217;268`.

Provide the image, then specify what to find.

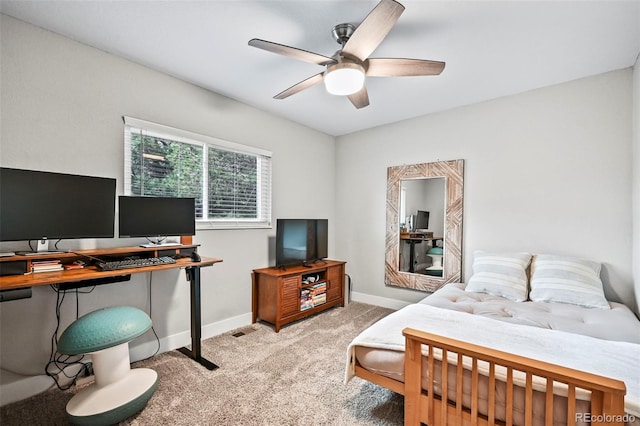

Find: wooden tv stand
251;260;346;332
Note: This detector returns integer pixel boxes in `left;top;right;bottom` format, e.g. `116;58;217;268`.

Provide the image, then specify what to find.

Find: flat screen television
415;210;430;232
0;167;116;251
275;219;328;268
118;196;196;245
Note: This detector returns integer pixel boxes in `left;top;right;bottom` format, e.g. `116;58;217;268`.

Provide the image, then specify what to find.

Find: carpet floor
1;302;403;425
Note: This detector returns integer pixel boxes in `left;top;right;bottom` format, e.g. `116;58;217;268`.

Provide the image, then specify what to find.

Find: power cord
44;271;161;389
45;285;94;391
143;272;161;360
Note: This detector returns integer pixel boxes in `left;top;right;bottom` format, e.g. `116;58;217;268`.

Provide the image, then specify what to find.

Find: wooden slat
506;366;514;426
525;372;533;426
567;384;576;426
401;328;627;426
456;353;464;420
591;390;604;418
471;357;479;423
545;378;554;426
427;345;435;426
488;362;496;424
441;348;448;426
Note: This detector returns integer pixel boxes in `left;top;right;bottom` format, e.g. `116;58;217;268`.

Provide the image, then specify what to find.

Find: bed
346;253;640;426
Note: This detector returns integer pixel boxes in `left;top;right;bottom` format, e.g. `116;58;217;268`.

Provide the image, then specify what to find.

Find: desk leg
408;241;416;273
177;266;219;370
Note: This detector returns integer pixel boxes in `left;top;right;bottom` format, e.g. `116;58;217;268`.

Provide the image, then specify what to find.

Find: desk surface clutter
0;244;221;291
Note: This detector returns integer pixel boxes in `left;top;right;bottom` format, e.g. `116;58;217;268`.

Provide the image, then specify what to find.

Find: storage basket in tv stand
251;260;345;332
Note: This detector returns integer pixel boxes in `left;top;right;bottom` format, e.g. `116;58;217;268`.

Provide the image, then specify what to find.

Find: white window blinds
124;116;272;229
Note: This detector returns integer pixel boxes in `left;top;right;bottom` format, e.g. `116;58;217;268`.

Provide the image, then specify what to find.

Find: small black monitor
415;210;430;231
0;167;116;244
118;196;196;241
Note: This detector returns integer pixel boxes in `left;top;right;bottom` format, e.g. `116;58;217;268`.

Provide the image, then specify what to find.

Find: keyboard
96;256;177;271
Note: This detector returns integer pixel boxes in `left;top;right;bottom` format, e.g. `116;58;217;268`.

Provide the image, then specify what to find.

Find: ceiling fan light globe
324;63;365;96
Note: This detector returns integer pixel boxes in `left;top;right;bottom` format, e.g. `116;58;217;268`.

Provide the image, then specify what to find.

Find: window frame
123;116;272;230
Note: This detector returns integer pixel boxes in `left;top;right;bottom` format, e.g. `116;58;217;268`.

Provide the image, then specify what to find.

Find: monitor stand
18;238;64;255
139;242;182;248
22;251;65;256
16;238;64;256
139;237;182;248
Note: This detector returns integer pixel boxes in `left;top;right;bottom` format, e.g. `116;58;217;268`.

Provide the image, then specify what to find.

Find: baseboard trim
0;369;54;407
131;296;411;361
350;291;412;310
130;312;253;362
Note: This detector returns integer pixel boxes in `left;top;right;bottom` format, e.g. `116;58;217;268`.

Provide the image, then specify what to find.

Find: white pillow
465;251;532;302
529;254;610;309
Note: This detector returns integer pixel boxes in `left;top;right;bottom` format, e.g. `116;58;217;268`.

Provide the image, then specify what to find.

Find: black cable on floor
45;286;93;391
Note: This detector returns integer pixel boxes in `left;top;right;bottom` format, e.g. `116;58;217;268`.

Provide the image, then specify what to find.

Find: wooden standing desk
0;245;223;370
399;232;442;273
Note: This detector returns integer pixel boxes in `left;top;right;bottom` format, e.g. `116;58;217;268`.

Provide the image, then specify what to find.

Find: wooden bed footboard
403;327;627;426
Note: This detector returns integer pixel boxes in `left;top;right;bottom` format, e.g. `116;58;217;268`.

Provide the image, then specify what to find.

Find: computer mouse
190;251;201;262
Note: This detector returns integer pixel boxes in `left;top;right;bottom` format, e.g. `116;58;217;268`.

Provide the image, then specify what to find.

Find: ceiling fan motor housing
332;23;356;46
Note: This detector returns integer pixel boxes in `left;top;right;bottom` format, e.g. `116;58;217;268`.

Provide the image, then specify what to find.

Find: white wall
0;15;335;377
633;53;640;313
336;70;636;311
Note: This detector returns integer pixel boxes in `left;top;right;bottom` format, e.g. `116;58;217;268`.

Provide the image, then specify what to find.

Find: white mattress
419;282;640;344
352;283;640;425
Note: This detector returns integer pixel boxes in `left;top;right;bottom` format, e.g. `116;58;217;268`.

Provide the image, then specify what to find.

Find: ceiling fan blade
249;39;335;66
365;58;446;76
274;73;325;99
342;0;405;62
348;86;370;109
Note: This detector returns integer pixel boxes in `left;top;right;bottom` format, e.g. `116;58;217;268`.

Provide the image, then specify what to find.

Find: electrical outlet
74;374;95;389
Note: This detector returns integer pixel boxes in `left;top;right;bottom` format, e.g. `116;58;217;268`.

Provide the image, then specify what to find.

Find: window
124;116;272;229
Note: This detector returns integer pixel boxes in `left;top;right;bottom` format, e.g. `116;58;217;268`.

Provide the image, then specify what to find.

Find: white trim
350;291;410;310
123;116;272;228
123;116;272;158
129;312;253;362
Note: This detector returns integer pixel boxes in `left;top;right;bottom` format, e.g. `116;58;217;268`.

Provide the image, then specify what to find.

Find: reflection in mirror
399;178;446;276
385;159;464;292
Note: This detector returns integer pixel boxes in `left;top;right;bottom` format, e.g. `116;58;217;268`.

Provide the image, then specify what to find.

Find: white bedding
422;283;640;343
346;303;640;417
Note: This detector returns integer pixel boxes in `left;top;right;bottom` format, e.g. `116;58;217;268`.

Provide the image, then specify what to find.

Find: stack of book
300;281;327;310
63;260;86;270
311;282;326;307
31;260;63;273
300;288;313;311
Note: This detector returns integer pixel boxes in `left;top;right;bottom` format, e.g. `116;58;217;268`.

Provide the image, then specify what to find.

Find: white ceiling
1;1;639;136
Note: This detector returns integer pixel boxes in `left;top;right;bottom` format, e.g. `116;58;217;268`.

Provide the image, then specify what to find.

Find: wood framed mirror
385;159;464;292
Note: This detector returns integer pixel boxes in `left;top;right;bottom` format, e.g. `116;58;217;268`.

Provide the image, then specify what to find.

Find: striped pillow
529;254;610;309
465;251;532;302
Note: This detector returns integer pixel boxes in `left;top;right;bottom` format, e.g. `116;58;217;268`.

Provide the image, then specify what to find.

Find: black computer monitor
415;210;430;232
118;196;195;243
0;168;116;251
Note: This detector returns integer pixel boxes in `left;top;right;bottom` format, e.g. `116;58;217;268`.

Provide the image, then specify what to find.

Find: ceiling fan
248;0;445;109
